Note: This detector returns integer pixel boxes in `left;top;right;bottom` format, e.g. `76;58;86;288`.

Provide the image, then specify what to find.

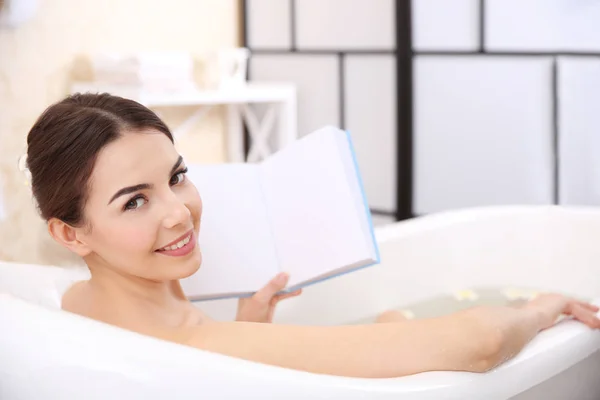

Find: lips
157;232;192;252
156;230;197;257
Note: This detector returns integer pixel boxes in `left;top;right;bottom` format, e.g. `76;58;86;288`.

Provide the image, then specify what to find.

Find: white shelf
70;82;296;107
69;81;298;163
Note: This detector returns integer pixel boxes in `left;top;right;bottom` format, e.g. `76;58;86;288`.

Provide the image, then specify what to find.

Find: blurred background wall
1;0;600;266
244;0;600;224
0;0;240;264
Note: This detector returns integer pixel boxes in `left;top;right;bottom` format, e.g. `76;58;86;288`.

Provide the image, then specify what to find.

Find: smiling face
75;130;203;282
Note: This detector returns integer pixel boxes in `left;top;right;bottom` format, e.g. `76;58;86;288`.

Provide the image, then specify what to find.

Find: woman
24;93;599;379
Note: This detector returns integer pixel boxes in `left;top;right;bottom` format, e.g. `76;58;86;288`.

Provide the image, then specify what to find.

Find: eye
124;195;146;211
170;168;188;186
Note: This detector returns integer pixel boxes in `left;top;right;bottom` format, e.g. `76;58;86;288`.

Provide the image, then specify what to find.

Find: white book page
259;127;375;287
179;164;279;299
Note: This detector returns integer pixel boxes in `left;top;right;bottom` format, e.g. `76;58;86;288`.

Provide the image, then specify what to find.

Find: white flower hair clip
17;153;32;187
17;153;40;213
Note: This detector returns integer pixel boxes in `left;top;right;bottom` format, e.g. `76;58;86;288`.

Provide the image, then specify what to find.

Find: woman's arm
187;294;599;378
190;311;491;378
481;294;600;370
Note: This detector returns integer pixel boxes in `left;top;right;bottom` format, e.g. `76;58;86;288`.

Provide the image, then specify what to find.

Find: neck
84;259;194;329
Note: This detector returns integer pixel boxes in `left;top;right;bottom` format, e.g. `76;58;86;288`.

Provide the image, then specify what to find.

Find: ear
47;218;92;257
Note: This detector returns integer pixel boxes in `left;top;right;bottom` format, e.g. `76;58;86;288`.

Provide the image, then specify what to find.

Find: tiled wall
557;57;600;205
245;0;600;223
413;0;600;214
244;0;399;226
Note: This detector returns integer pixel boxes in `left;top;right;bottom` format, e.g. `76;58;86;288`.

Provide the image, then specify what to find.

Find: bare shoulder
60;280;90;313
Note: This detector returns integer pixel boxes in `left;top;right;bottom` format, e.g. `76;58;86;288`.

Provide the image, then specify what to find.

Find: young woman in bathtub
23;93;600;379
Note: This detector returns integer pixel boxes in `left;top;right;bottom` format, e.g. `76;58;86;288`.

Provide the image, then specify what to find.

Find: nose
161;192;192;230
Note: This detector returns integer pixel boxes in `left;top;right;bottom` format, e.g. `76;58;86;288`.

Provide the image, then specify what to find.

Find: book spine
344;130;381;263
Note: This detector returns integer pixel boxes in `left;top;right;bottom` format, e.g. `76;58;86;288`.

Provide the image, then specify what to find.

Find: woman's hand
524;293;600;331
236;272;302;323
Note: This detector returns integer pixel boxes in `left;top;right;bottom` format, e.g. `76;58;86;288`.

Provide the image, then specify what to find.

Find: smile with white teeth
158;233;192;252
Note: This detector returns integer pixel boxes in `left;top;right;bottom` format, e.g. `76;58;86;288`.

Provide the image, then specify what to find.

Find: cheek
185;184;202;218
123;229;156;252
97;218;157;254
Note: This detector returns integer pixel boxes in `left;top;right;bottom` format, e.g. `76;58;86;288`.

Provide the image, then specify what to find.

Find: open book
179;126;380;301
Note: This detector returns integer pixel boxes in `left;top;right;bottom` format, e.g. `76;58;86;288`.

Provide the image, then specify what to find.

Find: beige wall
0;0;240;265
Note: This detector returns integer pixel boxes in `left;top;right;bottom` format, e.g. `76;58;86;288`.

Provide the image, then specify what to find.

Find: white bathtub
1;205;599;399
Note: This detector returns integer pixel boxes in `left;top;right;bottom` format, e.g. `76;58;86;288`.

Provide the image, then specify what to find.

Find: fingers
273;289;302;303
525;294;598;330
252;272;290;305
577;301;600;313
570;303;600;329
564;299;599;315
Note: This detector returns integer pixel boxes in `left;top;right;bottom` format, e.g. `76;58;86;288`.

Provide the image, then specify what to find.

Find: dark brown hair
26;92;174;226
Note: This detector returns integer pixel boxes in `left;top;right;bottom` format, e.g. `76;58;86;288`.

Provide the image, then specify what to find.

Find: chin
171;248;202;280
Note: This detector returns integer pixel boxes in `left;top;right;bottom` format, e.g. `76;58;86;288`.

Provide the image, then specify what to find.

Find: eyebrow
170;156;184;177
108;156;184;205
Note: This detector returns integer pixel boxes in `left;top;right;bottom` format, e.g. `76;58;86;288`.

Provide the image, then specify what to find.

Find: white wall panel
558;57;600;205
246;0;292;49
414;56;554;214
250;55;340;137
295;0;395;50
370;215;396;227
486;0;600;52
412;0;480;51
345;55;397;212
